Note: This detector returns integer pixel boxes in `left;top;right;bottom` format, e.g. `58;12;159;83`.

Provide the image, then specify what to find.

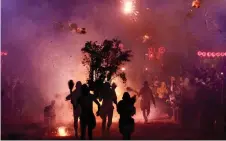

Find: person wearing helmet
139;81;156;123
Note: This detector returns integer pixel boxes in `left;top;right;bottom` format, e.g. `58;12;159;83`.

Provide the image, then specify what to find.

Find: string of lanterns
197;51;226;57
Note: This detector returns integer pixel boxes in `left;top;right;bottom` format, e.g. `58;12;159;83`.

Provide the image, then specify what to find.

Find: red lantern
197;51;202;56
202;52;206;57
207;52;211;57
158;47;166;54
216;52;220;57
211;52;216;57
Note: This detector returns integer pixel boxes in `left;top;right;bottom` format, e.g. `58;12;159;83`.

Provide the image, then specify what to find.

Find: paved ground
1;119;225;140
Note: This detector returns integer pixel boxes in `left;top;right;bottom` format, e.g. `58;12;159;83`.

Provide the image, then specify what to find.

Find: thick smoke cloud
2;0;226;123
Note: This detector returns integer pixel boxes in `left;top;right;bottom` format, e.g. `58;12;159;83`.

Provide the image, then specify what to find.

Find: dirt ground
1;119;224;140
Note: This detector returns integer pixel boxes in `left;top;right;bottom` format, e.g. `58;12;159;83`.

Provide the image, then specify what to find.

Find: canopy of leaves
81;39;132;87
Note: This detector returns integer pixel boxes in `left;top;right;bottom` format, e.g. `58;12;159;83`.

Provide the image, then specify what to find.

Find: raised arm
65;94;72;101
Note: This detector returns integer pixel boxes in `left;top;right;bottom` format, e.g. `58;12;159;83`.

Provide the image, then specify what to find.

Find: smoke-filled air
1;0;226;137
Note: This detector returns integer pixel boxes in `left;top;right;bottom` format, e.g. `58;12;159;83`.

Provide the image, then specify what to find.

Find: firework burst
121;0;139;21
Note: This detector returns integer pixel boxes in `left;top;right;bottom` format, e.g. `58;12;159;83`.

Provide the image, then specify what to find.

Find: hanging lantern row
197;51;226;57
1;51;8;56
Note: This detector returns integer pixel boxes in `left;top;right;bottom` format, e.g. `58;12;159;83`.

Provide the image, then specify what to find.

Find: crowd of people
44;66;225;139
141;67;225;132
59;80;136;140
2;65;225;139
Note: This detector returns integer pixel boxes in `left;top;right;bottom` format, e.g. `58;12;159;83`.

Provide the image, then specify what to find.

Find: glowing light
121;67;126;71
216;52;220;57
197;51;226;58
202;52;206;57
145;68;148;71
158;47;166;54
197;51;202;56
1;51;8;56
211;52;216;57
142;34;150;43
58;126;67;136
192;0;201;8
124;1;133;14
121;0;138;21
207;52;211;57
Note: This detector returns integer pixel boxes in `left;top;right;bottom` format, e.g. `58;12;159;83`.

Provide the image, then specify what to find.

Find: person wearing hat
139;81;156;123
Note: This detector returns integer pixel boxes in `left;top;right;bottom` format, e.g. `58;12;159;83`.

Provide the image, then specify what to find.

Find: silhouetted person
99;82;117;136
66;80;82;138
139;81;156;123
74;84;101;140
117;92;136;140
44;100;56;132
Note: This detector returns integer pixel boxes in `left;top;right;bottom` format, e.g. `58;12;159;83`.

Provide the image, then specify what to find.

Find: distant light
202;52;206;57
197;51;226;58
145;68;148;71
121;67;126;71
1;51;8;56
158;47;166;54
197;51;202;56
221;72;224;75
207;52;211;57
211;52;216;57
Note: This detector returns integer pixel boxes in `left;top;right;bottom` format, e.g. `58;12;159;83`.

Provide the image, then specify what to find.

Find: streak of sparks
121;0;139;21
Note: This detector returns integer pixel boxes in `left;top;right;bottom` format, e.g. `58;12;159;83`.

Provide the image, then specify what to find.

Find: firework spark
142;34;150;43
121;0;139;21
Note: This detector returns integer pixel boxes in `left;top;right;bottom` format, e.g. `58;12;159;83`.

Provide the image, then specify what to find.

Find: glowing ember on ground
58;126;67;136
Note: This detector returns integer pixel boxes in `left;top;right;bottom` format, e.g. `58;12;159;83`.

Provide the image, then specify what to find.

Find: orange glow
58;126;67;136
